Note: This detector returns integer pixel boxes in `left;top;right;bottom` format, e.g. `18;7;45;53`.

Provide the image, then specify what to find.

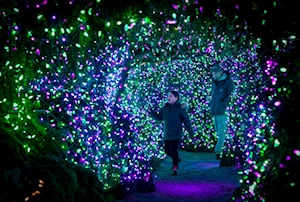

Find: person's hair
211;65;223;72
170;90;180;100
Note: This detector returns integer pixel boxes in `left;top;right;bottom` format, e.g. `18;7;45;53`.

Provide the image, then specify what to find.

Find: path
118;150;241;202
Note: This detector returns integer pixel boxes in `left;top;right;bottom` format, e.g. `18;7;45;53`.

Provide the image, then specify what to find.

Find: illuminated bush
0;0;298;201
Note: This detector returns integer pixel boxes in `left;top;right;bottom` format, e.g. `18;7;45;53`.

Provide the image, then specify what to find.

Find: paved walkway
119;150;241;202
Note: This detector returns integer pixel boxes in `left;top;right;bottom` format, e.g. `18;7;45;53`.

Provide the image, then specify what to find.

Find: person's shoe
216;154;221;160
172;165;178;175
171;159;181;170
172;169;178;176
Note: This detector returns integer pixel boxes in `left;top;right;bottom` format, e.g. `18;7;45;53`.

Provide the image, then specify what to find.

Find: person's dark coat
210;71;235;115
150;101;194;141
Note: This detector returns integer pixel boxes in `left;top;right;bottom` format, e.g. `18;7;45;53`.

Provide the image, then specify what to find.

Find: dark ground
118;150;241;202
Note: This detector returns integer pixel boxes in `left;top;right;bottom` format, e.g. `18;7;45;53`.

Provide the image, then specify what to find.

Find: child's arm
149;109;163;121
180;109;194;136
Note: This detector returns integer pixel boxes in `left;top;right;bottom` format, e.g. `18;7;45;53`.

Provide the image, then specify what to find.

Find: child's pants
213;115;228;154
164;140;180;166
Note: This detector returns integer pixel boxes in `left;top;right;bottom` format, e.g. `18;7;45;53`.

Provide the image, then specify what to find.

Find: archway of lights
0;1;298;201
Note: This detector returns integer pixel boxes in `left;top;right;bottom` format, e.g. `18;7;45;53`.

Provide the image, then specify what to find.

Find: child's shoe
171;159;181;170
172;165;178;176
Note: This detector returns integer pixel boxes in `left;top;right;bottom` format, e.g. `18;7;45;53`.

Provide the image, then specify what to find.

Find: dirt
118;150;241;202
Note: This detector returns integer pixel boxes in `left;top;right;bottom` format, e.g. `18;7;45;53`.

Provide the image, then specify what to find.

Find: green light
88;8;92;15
280;67;287;72
274;139;280;147
37;14;43;20
144;17;151;23
84;32;89;37
124;24;129;31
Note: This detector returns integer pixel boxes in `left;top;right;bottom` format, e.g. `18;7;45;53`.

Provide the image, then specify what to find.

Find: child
149;91;194;175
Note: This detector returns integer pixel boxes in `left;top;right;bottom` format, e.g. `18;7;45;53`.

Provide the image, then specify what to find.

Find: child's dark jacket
150;102;194;141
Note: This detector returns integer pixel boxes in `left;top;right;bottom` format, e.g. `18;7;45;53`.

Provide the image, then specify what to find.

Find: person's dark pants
164;140;180;166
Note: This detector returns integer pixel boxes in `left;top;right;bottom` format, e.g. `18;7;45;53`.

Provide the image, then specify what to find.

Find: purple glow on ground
121;151;240;202
152;181;237;201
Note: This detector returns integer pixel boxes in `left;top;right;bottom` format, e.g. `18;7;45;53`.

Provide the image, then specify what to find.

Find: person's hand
181;102;189;110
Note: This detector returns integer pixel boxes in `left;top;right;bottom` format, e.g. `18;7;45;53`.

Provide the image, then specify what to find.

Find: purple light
279;163;286;168
274;101;281;106
166;20;177;25
294;150;300;156
36;49;40;55
129;23;135;29
266;60;278;67
172;4;178;10
254;172;261;178
52;15;56;20
199;7;203;13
